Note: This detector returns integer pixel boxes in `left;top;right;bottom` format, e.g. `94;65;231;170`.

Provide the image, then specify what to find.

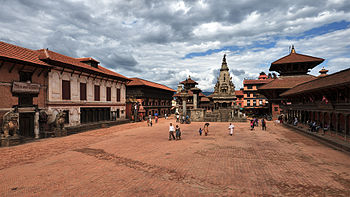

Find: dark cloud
230;69;245;76
101;52;140;72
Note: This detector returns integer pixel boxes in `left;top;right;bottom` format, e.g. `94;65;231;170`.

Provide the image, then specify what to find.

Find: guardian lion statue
40;110;67;137
1;110;19;138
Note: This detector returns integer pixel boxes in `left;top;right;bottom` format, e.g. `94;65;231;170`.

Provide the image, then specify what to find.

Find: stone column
182;99;187;116
193;93;198;109
34;111;40;139
344;114;348;141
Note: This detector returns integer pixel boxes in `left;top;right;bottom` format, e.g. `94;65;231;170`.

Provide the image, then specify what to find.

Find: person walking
261;118;266;130
169;123;175;140
198;128;202;136
204;123;210;136
250;120;255;131
228;123;234;136
176;114;179;122
175;125;181;140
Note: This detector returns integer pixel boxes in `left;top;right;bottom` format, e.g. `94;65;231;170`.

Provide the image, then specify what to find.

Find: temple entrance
19;113;34;137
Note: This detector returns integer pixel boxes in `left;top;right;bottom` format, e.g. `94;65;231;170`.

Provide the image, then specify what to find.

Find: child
228;123;234;136
175;125;181;140
198;128;202;136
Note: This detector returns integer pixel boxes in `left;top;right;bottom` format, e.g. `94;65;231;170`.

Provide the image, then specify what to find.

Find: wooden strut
78;71;83;78
9;63;16;73
71;70;75;77
0;60;4;69
87;73;91;79
60;67;65;75
18;65;25;72
37;68;44;77
32;66;38;74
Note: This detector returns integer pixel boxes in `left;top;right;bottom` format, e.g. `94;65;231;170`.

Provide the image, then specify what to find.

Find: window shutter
80;83;87;101
106;87;111;101
62;80;71;100
94;85;100;101
116;88;121;102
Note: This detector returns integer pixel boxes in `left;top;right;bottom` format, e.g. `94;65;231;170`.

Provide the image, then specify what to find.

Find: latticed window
62;80;71;100
94;85;100;101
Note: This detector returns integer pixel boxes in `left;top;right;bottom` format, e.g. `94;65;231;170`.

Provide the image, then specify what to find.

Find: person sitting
322;124;329;135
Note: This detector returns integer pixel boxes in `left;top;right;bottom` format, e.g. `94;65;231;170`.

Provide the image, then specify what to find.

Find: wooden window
116;88;121;102
62;80;71;100
80;83;87;101
106;87;111;101
94;85;100;101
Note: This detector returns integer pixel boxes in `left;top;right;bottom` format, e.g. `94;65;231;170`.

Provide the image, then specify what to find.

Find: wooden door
19;113;34;137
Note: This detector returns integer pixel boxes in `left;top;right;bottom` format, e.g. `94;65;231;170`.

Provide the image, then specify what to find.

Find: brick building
259;46;324;119
126;78;175;120
0;41;51;138
0;41;130;141
243;72;273;115
37;49;130;126
281;68;350;140
235;90;244;108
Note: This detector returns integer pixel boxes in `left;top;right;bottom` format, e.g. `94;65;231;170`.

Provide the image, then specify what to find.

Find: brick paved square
0;118;349;196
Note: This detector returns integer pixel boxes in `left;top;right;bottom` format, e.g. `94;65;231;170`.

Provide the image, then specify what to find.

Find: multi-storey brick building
235;90;244;108
243;72;273;115
0;41;130;142
126;78;175;120
0;41;51;139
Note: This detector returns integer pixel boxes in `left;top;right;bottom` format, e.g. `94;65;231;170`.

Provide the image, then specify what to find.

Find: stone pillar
193;93;198;109
344;114;348;141
34;111;40;139
182;99;187;116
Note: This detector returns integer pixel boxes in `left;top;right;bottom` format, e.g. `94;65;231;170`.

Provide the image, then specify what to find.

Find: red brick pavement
0;118;349;196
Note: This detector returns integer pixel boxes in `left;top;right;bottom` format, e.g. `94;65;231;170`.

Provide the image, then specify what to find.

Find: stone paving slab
0;118;349;196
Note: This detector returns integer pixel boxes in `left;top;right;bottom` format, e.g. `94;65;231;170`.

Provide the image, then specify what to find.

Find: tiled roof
235;90;244;96
173;90;205;97
37;49;129;81
180;78;198;85
243;79;274;85
0;41;50;67
127;78;175;92
76;57;100;63
200;97;210;102
281;68;350;96
271;52;324;65
259;75;316;90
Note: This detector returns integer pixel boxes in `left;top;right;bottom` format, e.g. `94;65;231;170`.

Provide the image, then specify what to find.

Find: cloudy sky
1;0;350;91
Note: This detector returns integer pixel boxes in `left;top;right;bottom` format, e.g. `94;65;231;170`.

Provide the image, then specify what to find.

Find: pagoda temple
259;46;324;119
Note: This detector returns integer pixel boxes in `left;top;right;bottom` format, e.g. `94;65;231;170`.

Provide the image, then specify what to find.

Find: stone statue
1;110;19;138
40;110;67;137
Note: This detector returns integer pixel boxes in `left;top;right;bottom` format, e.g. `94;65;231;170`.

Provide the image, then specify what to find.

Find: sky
1;0;350;91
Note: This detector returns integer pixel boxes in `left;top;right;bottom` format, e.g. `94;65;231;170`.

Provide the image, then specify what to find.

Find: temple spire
220;54;229;71
291;45;296;53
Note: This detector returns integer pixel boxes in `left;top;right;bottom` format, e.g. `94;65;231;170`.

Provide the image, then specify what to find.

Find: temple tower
212;54;236;109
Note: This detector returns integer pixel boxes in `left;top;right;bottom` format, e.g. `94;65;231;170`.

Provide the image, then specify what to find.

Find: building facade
0;41;51;139
243;72;273;115
126;78;175;120
259;46;324;119
38;49;130;127
281;68;350;141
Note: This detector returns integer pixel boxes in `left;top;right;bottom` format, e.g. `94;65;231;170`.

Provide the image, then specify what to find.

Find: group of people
250;118;267;130
198;123;210;136
168;123;182;140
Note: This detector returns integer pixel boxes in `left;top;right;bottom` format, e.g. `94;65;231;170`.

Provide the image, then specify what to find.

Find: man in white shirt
228;123;234;136
169;123;175;140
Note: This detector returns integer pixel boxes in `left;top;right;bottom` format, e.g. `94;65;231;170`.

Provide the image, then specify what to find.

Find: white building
38;49;130;127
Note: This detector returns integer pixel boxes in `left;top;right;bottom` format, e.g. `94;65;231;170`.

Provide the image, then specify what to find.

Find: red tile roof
235;90;244;96
0;41;50;67
127;78;175;92
281;68;350;96
200;97;210;102
76;57;100;63
271;52;324;65
37;49;129;81
243;79;274;85
180;78;198;85
259;75;316;90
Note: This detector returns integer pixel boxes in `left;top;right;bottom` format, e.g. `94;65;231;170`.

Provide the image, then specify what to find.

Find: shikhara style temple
174;55;245;122
259;46;324;119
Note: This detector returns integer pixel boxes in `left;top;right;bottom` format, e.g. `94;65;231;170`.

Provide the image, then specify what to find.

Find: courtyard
0;118;349;196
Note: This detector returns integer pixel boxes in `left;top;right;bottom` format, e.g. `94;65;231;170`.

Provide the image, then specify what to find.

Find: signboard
12;82;40;94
